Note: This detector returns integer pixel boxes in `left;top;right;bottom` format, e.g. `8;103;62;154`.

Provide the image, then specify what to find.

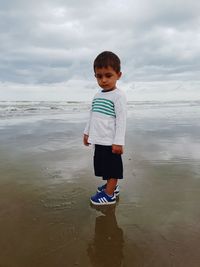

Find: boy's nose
102;76;107;82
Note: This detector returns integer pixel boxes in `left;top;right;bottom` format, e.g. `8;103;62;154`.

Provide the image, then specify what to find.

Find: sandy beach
0;101;200;267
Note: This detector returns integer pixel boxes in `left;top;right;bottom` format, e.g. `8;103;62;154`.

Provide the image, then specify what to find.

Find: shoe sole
90;199;116;205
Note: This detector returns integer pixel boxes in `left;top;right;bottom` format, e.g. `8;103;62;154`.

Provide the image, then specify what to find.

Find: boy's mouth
102;84;110;88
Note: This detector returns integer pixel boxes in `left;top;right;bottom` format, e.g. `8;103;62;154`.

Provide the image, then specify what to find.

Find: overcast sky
0;0;200;101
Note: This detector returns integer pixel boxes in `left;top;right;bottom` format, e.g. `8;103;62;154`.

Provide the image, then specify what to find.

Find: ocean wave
0;101;90;119
0;100;199;119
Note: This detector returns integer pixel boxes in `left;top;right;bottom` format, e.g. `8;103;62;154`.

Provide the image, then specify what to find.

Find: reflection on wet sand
0;101;200;266
88;204;124;267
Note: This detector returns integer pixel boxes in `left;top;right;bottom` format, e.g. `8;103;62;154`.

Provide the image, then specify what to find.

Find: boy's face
94;66;122;91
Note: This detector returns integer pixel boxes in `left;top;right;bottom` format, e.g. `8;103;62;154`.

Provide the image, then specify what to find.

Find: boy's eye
95;73;113;79
105;74;113;78
95;74;102;79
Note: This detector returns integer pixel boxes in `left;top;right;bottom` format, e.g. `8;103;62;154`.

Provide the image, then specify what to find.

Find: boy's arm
112;93;127;153
83;114;90;136
83;103;92;146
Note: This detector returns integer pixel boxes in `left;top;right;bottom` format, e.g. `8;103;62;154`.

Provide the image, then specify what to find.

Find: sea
0;100;200;119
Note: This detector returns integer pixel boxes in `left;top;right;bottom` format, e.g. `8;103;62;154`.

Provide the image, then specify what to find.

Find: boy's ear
118;72;122;79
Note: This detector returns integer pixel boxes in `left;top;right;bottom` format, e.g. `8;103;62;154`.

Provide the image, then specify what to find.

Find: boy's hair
93;51;121;73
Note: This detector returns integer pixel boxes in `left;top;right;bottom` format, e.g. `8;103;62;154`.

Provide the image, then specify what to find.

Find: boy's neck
102;87;117;93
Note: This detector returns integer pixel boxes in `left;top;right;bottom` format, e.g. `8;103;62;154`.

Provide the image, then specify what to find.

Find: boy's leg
105;178;118;196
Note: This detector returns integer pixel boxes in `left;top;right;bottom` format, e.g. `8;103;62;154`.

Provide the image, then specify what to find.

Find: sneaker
97;184;120;197
90;191;116;205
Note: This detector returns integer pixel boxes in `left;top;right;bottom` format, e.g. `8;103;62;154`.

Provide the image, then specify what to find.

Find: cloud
1;80;199;102
0;0;199;100
0;80;96;101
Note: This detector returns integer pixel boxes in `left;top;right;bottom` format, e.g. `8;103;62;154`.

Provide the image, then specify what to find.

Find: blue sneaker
90;191;116;205
97;184;120;197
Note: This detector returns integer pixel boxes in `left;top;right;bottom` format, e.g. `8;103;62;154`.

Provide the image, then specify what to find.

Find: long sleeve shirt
84;88;127;146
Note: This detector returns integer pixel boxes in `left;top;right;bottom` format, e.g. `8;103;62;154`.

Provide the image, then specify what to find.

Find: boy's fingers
112;148;123;154
84;140;89;146
112;145;123;154
83;134;90;146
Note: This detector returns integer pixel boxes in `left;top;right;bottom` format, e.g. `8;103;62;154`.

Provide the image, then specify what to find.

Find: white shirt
84;88;127;146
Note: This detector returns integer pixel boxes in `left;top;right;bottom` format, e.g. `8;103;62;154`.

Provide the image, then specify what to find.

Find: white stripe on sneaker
99;198;105;203
90;192;116;205
103;197;107;203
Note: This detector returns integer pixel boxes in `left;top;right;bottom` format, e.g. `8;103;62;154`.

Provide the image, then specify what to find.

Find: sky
0;0;200;101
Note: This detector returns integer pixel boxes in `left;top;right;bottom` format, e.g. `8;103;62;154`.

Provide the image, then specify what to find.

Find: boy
83;51;127;205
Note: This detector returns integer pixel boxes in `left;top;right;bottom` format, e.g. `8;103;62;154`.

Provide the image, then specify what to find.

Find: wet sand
0;104;200;267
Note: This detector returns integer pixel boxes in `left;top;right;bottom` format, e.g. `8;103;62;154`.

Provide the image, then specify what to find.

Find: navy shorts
94;145;123;180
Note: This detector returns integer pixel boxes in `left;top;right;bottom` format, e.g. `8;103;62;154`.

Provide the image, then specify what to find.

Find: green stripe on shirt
92;98;116;117
94;98;114;104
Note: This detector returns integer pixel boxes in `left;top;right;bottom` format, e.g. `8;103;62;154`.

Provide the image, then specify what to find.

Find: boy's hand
83;134;90;146
112;144;123;154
